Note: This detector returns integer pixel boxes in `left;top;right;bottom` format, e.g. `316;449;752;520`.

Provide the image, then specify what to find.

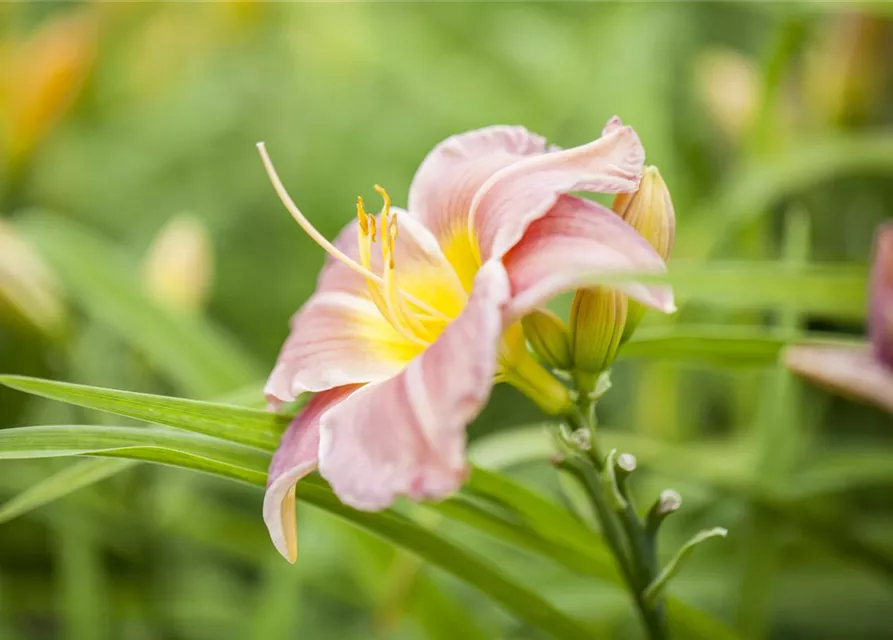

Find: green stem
560;405;669;640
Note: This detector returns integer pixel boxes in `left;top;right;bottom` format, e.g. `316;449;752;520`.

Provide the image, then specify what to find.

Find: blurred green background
1;2;893;639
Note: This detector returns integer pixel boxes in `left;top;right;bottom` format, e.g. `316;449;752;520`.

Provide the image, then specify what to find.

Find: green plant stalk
562;408;669;640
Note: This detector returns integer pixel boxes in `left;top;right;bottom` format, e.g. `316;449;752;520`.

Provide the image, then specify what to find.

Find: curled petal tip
602;116;624;135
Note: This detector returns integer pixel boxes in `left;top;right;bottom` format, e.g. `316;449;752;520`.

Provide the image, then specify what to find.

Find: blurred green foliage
1;2;893;639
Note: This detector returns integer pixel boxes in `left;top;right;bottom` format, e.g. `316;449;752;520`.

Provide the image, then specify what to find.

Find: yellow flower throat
256;142;452;348
355;186;446;346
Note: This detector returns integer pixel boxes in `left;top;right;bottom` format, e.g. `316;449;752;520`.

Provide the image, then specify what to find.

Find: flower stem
560;406;669;640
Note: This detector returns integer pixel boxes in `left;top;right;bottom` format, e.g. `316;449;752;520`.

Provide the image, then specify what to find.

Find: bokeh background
1;2;893;639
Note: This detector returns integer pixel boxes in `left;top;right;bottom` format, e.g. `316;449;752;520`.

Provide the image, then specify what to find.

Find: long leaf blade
0;458;136;524
0;425;594;639
0;375;287;450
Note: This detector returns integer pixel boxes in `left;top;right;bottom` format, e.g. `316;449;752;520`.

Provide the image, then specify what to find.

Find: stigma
256;142;449;345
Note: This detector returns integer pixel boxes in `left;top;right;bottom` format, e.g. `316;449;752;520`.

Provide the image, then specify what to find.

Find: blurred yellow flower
0;220;66;339
694;48;760;142
142;215;214;312
0;10;97;167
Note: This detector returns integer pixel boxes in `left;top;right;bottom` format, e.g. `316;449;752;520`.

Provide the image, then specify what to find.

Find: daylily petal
869;223;893;367
264;291;419;405
472;118;646;261
408;126;549;290
502;195;674;321
784;344;893;415
265;210;466;406
263;385;359;563
317;260;510;511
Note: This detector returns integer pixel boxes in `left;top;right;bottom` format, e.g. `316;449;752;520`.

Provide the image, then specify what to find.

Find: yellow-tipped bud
142;215;214;312
522;309;573;370
612;166;675;342
0;220;66;339
570;286;627;377
612;166;675;262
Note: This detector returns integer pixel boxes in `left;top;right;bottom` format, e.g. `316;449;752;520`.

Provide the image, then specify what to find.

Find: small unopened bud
549;453;566;467
613;166;675;264
568;428;591;452
570;287;627;377
612;166;675;342
522;309;573;370
143;215;214;312
655;489;682;515
616;453;637;475
869;223;893;368
646;489;682;536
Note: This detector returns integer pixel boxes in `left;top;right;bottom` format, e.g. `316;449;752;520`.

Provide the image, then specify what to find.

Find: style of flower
258;118;675;562
785;222;893;414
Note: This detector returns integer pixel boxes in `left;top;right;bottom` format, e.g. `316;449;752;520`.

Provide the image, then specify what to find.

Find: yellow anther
356;196;369;235
374;184;391;214
387;216;398;269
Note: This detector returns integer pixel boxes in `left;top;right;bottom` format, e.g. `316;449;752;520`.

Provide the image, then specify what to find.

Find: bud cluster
523;165;676;395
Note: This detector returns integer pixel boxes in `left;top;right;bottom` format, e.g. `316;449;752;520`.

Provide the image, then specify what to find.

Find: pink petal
408;126;549;288
502;195;675;321
784;344;893;415
869;223;893;367
473;118;646;261
264;291;418;404
317;260;510;511
263;385;359;562
265;209;465;406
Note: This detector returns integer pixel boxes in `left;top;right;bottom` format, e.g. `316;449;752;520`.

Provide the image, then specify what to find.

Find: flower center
256;142;453;348
355;187;445;346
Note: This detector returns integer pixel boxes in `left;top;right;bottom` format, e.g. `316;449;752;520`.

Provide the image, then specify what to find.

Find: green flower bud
613;166;675;262
570;286;627;377
613;166;675;342
522;309;573;370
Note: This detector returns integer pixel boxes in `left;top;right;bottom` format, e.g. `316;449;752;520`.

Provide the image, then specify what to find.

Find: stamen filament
357;195;424;343
256;142;451;323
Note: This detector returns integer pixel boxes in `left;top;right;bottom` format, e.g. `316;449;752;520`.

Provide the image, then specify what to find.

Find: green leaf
15;211;262;397
584;261;867;321
644;528;729;604
0;458;136;525
0;375;287;450
624;326;860;367
678;132;893;260
465;466;600;557
0;425;270;486
296;478;597;640
0;378;738;638
58;528;109;640
426;496;619;583
0;429;594;639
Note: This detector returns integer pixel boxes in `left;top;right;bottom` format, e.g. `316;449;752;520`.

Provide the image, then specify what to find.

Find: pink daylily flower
785;222;893;414
258;118;675;562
